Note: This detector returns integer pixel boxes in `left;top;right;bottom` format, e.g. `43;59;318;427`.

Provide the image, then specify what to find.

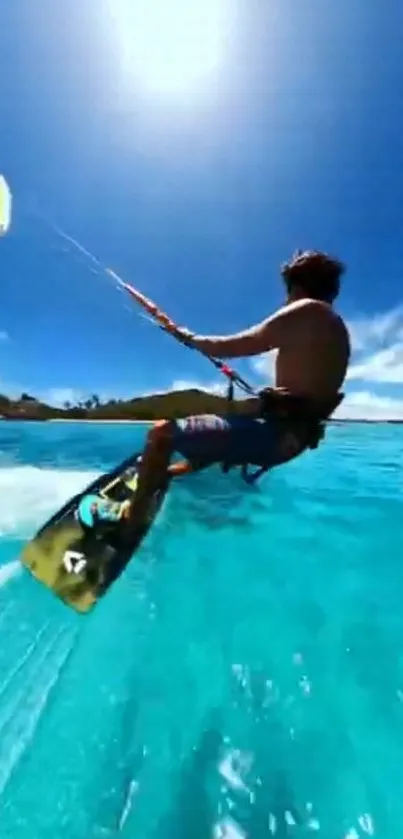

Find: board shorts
171;414;301;472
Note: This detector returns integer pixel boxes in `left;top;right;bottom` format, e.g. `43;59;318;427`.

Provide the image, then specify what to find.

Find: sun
108;0;231;95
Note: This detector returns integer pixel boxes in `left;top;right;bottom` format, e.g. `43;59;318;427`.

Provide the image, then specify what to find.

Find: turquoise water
0;421;402;838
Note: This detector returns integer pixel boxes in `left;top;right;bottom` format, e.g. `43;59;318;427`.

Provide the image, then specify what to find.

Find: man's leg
127;414;235;524
127;413;307;524
128;421;176;521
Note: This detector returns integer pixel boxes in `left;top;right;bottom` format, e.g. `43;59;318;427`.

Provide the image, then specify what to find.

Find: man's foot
168;460;194;477
120;500;132;520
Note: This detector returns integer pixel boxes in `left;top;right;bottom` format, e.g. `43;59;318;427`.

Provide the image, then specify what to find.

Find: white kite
0;175;12;236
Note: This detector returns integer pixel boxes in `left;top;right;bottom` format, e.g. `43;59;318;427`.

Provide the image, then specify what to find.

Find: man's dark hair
281;250;345;303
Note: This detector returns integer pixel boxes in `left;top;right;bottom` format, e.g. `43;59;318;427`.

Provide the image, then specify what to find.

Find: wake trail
0;603;14;631
0;625;68;736
0;561;21;588
0;622;51;702
0;465;99;539
0;625;77;797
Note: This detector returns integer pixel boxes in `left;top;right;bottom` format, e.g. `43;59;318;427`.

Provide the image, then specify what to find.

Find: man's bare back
273;299;350;399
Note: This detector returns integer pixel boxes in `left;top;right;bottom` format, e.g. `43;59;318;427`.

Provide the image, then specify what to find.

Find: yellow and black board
20;452;169;614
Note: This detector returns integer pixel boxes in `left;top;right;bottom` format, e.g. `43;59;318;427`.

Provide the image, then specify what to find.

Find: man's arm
190;299;313;359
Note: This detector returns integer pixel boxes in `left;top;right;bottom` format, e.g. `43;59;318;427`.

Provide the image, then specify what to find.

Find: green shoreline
0;391;399;424
0;388;237;422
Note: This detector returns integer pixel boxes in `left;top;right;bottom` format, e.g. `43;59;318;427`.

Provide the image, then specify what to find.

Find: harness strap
241;463;270;484
221;389;344;484
220;380;272;483
221;379;235;475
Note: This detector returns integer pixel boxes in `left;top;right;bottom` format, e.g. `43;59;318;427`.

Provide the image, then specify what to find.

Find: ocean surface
0;421;402;839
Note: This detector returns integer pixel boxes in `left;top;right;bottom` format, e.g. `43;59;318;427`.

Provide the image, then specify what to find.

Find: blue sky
1;0;403;418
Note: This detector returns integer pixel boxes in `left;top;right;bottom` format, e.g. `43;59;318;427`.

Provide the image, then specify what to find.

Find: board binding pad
21;452;169;614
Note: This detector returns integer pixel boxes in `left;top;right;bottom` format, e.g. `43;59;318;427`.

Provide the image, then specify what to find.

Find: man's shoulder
282;298;344;318
278;299;348;333
278;298;327;316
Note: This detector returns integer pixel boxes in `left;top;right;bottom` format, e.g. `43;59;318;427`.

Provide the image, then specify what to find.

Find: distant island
0;389;241;421
0;391;400;424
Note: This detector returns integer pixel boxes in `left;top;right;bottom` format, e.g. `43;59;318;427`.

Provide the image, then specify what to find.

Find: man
128;250;351;519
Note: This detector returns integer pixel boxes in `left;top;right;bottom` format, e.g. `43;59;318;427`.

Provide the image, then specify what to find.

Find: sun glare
109;0;231;94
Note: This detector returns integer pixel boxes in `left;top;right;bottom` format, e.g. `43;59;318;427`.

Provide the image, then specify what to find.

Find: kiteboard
20;452;169;614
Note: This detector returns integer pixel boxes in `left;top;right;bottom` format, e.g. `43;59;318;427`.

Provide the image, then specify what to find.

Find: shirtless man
129;250;351;517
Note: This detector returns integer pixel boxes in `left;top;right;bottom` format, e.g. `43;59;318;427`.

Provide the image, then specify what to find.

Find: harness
222;385;344;485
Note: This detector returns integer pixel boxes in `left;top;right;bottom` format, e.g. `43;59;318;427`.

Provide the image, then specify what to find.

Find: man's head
281;250;345;304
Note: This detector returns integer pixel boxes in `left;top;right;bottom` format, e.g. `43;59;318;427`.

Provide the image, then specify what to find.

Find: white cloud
40;387;123;407
249;306;403;387
40;387;84;407
347;344;403;384
347;305;403;383
250;351;277;381
171;378;226;394
347;306;403;352
335;391;403;421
